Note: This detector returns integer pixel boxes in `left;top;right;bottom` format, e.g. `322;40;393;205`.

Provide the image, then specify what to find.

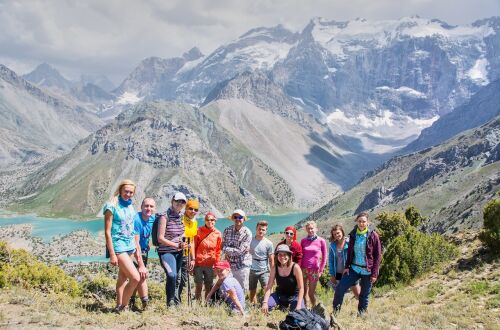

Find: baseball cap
172;192;187;201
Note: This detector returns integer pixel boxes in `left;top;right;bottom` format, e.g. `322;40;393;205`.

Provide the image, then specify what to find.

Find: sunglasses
285;231;294;236
187;207;199;212
174;199;186;204
232;215;244;220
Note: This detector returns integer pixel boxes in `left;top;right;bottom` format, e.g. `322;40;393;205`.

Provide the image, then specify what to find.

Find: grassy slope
0;235;498;329
302;118;500;237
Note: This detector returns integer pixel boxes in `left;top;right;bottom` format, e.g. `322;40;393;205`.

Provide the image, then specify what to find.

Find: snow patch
116;91;142;105
176;56;206;76
376;86;427;99
222;41;295;70
467;57;489;85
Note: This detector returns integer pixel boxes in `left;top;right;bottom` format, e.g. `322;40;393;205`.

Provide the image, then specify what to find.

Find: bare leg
352;284;361;298
117;253;141;307
195;283;203;301
303;278;310;307
204;283;213;301
249;289;257;304
116;267;127;306
308;280;318;307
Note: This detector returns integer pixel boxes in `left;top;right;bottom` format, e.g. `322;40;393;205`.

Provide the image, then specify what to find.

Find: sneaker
312;303;326;319
112;304;126;314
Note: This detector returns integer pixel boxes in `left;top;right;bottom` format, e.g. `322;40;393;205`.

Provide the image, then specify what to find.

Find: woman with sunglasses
157;191;188;306
177;199;199;303
103;179;147;313
275;226;303;264
194;212;222;301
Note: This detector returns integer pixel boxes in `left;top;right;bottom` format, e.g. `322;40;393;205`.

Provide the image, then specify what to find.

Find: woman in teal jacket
328;224;360;297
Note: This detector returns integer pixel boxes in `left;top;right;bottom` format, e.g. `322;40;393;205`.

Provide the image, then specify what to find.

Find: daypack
279;308;329;330
151;213;164;247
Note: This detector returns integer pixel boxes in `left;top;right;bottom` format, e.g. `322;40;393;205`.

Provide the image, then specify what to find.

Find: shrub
479;197;500;252
0;242;81;297
377;228;458;286
80;273;116;300
376;211;410;246
405;205;428;227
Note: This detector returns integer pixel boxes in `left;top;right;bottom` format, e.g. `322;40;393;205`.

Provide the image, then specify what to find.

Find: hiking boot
312;302;326;318
140;297;149;311
330;313;341;329
357;309;367;318
112;304;126;314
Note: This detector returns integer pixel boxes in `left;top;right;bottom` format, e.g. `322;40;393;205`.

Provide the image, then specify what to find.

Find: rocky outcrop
12;102;295;216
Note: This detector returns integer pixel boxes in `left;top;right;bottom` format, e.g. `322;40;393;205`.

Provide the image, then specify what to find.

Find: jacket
194;225;222;267
328;240;349;276
345;226;382;278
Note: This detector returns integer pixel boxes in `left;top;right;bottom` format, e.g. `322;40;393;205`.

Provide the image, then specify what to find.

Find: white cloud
0;0;498;83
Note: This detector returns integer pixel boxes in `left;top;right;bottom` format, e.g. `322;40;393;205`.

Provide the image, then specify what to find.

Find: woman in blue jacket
328;224;360;297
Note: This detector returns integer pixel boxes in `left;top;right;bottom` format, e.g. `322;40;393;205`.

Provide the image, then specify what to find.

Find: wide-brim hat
229;209;247;221
275;244;292;255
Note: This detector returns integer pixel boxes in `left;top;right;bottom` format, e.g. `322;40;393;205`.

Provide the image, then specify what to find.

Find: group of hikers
104;179;382;322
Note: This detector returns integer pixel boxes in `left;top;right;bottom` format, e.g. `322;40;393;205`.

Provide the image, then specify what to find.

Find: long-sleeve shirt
300;236;327;273
222;225;252;270
194;225;222;267
276;240;303;264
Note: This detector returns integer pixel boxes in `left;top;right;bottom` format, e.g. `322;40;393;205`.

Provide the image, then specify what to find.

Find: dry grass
0;236;498;329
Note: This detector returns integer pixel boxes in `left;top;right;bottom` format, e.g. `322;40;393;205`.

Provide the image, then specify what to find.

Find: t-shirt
250;237;273;272
103;201;136;253
134;212;155;253
220;276;245;311
182;215;198;241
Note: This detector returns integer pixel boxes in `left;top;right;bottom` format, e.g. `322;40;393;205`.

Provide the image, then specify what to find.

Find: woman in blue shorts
103;179;147;313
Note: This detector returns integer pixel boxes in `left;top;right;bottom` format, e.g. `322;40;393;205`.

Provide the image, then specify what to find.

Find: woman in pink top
300;220;326;307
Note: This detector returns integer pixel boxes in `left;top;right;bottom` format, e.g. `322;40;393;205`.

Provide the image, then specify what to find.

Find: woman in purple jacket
332;212;382;317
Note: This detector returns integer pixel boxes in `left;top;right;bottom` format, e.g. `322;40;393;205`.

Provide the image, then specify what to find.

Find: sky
1;0;499;85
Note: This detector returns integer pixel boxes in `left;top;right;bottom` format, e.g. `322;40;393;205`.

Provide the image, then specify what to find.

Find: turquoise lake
0;211;308;262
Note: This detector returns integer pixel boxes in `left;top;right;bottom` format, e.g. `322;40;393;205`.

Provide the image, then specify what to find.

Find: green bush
479;197;500;252
0;242;81;297
405;205;428;227
80;273;115;300
376;211;410;246
377;228;458;286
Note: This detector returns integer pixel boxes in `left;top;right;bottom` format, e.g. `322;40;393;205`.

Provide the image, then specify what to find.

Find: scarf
118;196;132;207
307;235;318;241
356;227;368;235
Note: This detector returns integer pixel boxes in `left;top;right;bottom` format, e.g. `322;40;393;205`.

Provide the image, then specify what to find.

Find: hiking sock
140;296;149;310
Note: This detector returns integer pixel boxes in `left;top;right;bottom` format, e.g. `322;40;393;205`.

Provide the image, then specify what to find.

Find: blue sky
1;0;498;84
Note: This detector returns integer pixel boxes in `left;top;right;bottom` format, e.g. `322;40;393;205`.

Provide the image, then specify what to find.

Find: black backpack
279;309;329;330
151;213;164;247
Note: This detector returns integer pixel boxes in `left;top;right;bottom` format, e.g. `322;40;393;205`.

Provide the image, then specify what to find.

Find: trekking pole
187;237;192;306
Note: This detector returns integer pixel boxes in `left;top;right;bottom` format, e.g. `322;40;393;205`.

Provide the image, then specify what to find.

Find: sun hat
275;244;292;255
172;192;187;201
186;199;199;209
230;209;246;221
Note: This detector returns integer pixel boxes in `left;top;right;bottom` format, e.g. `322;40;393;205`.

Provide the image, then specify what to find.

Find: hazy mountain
80;74;115;92
302;116;500;234
11;102;297;217
0;64;104;167
23;63;73;92
403;79;500;153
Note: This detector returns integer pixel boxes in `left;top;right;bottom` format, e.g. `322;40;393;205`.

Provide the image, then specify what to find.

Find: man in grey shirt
249;220;274;305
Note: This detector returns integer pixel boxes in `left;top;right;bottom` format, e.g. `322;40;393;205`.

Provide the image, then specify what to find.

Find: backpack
151;213;164;247
279;309;329;330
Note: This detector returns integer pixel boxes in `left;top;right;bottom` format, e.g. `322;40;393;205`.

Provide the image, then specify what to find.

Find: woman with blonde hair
300;220;327;308
103;179;148;313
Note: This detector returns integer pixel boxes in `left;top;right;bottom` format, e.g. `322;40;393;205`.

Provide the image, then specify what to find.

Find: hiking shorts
249;269;270;291
194;265;215;286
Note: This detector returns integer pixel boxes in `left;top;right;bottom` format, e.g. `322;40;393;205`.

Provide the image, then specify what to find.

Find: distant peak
182;47;204;61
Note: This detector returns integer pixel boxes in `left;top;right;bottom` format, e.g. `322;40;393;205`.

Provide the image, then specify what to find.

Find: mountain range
2;15;500;219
